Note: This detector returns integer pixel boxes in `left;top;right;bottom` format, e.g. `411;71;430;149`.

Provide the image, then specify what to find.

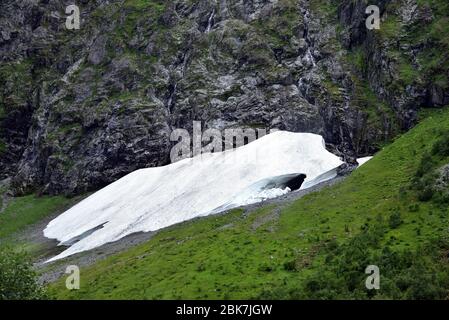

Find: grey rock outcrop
0;0;447;195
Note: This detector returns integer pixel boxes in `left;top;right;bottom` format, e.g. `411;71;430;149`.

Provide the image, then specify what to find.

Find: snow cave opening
284;174;307;191
261;173;307;192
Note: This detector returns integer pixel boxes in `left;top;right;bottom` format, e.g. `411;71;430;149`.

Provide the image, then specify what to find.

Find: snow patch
44;131;343;262
357;156;373;167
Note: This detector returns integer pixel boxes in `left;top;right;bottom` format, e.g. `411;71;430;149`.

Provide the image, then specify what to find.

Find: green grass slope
0;193;80;260
0;195;70;240
47;109;449;299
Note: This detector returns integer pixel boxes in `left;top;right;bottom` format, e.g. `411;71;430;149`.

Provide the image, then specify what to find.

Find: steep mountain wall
0;0;447;195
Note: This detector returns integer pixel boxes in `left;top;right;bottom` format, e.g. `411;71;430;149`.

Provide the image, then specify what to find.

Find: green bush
389;212;403;229
418;187;434;202
433;190;449;205
432;132;449;157
413;132;449;203
0;248;47;300
415;153;435;178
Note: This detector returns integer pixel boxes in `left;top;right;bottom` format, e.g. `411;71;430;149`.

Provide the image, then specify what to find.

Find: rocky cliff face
339;0;449;127
0;0;447;196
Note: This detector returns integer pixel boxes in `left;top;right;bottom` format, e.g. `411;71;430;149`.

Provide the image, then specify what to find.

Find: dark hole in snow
284;174;307;191
262;173;307;192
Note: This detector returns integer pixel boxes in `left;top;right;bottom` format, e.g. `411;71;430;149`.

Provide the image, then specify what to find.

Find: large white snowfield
44;131;344;262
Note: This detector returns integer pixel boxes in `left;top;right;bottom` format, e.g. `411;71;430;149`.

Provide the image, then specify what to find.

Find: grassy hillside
48;108;449;300
0;195;71;240
0;193;81;261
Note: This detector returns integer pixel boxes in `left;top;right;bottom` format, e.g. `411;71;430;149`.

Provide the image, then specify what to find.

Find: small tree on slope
0;248;47;300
